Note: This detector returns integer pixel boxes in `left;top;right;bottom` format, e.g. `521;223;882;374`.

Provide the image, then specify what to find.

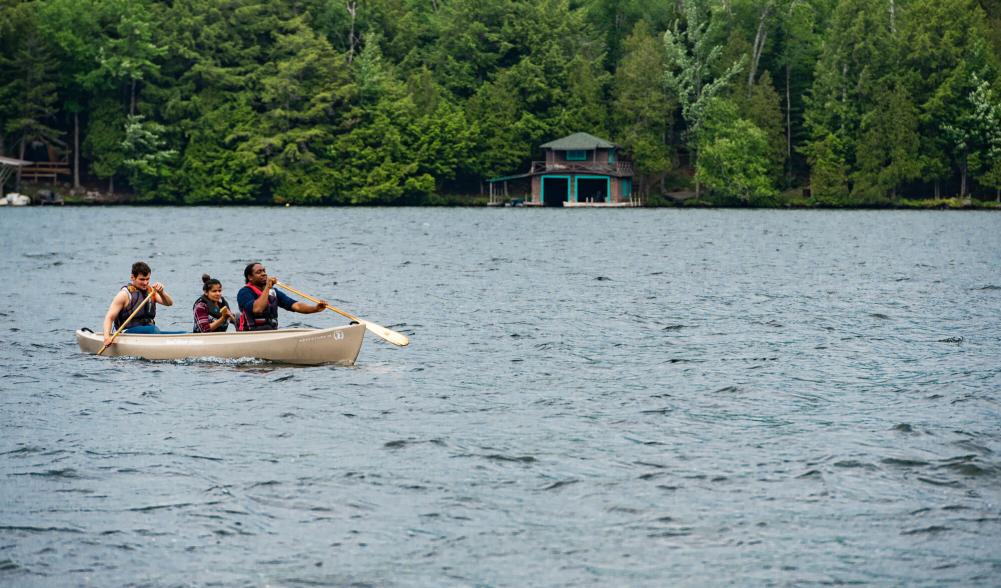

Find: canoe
75;324;365;366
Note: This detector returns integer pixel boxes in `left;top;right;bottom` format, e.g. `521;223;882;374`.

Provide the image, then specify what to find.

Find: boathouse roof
540;132;616;151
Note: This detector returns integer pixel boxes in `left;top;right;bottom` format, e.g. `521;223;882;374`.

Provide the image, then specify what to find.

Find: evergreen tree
333;34;442;203
179;100;260;204
852;79;921;201
80;0;166;116
0;4;62;182
611;20;676;196
239;15;353;203
404;68;478;192
806;132;850;204
37;0;104;189
898;0;999;196
149;0;278;202
412;0;511;98
773;0;824;182
802;0;893;201
465;65;541;179
584;0;676;68
561;54;611;137
737;71;786;185
83;96;128;193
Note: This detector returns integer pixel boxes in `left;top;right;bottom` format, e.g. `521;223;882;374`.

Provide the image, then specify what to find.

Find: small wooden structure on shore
0;156;32;193
19;138;71;183
488;132;637;207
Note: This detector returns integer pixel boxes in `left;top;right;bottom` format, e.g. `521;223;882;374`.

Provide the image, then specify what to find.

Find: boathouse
488;132;635;207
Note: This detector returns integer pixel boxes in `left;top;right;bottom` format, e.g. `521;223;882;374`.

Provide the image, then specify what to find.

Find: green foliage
737;71;786;185
612;20;676;195
695;98;776;201
802;0;893;178
121;115;178;200
408;0;511;98
465;66;541;178
0;5;62;153
83;97;127;181
177;100;259;204
584;0;676;68
663;0;745;144
946;74;1001;194
852;80;921;201
897;0;999;191
6;0;1001;204
802;132;849;204
74;0;166;116
36;0;102;107
775;0;825;181
331;35;457;204
237;15;352;203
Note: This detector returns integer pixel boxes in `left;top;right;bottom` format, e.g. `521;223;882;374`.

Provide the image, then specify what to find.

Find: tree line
1;0;1000;205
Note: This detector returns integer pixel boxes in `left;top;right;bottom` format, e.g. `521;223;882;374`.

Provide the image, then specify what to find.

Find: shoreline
4;183;999;210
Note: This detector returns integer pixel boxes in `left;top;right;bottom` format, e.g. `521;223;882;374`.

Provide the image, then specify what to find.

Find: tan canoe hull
75;324;365;366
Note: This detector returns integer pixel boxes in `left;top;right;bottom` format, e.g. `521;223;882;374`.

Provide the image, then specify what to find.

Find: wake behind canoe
75;324;365;366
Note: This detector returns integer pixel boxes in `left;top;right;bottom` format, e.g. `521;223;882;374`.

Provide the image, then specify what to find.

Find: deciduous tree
663;0;745;196
696;97;776;202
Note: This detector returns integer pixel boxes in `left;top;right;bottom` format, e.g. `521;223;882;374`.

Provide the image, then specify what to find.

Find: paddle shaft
275;281;409;347
98;290;157;355
278;283;360;321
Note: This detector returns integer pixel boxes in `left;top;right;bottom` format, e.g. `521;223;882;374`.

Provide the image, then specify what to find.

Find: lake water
1;207;1000;586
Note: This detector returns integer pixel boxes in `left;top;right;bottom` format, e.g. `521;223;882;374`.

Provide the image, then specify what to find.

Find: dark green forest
2;0;1001;205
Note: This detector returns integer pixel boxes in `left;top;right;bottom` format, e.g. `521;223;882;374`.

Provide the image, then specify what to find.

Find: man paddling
237;262;327;331
102;261;174;347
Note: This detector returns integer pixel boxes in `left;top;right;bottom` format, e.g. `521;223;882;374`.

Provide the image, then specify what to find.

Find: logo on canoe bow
300;331;345;343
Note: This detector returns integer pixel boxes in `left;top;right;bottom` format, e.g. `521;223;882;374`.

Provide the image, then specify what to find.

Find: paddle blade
360;320;409;347
276;281;409;347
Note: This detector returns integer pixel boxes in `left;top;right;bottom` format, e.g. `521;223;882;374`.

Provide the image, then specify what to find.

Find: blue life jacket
114;284;156;330
238;284;278;331
192;295;231;333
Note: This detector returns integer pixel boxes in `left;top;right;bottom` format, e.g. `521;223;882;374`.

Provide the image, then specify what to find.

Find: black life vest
238;284;278;331
192;295;231;333
114;284;156;330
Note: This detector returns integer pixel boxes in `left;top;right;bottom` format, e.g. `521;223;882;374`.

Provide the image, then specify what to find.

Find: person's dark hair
131;261;151;277
244;262;261;281
202;274;222;293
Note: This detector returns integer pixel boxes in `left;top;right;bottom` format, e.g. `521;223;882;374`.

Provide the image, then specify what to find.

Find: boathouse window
566;150;587;161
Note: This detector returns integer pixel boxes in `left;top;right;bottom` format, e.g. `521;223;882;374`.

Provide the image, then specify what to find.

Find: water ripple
1;208;999;586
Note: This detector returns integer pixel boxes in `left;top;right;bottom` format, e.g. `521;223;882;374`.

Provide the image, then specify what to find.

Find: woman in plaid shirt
192;274;236;333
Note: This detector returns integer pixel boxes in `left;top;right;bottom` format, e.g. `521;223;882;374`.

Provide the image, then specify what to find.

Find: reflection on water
1;207;1000;586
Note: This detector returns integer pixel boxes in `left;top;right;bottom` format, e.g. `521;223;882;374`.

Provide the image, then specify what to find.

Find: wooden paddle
98;290;157;355
275;281;409;347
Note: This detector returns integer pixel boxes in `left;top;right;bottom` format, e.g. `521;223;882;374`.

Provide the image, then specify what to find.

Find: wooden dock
563;200;640;207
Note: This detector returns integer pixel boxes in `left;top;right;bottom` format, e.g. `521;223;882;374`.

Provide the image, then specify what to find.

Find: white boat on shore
75;324;365;365
3;192;31;206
